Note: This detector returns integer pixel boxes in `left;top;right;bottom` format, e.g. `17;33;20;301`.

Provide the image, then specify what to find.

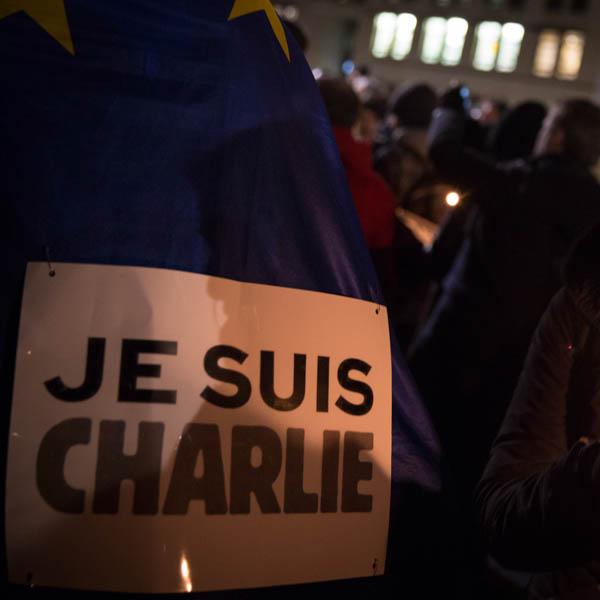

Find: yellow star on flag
228;0;290;62
0;0;74;54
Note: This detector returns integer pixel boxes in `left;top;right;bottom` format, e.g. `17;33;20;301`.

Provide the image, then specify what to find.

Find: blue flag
0;0;440;590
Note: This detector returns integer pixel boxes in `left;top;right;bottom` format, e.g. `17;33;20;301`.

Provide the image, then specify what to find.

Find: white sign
7;263;391;593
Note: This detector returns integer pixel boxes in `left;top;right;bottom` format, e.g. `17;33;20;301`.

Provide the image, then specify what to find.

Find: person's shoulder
533;155;600;187
564;222;600;324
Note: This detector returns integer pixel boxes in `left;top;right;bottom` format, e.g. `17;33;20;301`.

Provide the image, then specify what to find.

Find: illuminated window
371;13;397;58
441;17;469;66
533;29;585;80
533;30;560;77
391;13;418;60
421;17;447;64
420;16;469;65
557;30;585;79
496;22;525;72
473;21;525;72
371;12;418;61
473;21;502;71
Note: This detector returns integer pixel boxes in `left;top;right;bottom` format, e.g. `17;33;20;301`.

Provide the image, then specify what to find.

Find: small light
312;68;323;80
341;60;355;75
283;6;299;21
180;558;189;579
180;556;193;591
446;191;460;207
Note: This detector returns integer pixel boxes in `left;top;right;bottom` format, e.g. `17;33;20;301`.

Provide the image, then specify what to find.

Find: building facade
283;0;600;104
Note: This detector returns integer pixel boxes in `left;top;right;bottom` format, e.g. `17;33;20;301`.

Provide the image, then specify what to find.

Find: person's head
534;99;600;167
389;82;438;129
490;101;547;161
318;78;360;129
356;86;388;143
357;104;380;144
478;99;508;126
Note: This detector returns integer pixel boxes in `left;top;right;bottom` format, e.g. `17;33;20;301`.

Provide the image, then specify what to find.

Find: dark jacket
410;108;600;491
477;223;600;599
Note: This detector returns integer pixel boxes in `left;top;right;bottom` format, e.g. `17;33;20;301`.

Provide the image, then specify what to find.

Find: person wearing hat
374;82;439;218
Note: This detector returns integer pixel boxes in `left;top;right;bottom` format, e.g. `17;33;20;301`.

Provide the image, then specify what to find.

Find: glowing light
180;556;193;592
181;558;190;579
496;22;525;73
421;17;446;64
341;60;355;75
371;12;397;58
441;17;469;66
557;30;585;80
391;13;418;61
282;5;298;21
420;16;468;66
473;20;524;72
473;21;502;71
446;191;460;207
533;29;560;78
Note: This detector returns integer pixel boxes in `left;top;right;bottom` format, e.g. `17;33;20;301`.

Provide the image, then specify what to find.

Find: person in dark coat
410;98;600;497
488;101;547;162
424;100;549;320
477;222;600;599
374;82;443;220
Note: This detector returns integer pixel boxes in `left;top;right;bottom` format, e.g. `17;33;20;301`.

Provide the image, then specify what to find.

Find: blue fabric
0;1;439;493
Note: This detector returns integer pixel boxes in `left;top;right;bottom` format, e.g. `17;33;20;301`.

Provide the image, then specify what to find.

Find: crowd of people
318;69;600;599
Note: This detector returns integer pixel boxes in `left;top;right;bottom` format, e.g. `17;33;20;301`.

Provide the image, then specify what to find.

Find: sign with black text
7;263;391;593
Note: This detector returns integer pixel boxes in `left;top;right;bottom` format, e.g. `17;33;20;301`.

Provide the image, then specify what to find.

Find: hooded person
478;221;600;599
374;82;448;222
488;101;548;162
426;100;549;308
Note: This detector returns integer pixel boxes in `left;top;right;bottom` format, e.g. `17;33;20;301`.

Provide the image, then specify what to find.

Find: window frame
419;15;470;66
370;11;419;62
471;19;525;73
532;28;585;80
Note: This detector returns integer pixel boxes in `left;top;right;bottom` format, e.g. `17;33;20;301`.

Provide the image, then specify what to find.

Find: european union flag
0;0;440;594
